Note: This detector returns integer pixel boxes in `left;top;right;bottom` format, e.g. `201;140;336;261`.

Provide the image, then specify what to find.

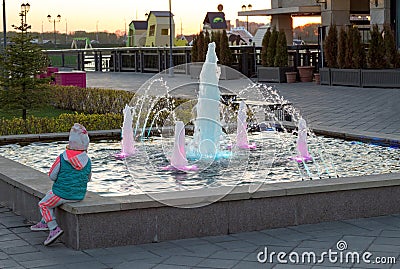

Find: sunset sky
4;0;321;35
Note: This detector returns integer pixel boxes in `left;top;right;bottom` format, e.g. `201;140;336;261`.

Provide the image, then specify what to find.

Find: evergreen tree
191;34;199;62
211;31;221;61
0;29;49;120
261;28;271;67
350;27;365;69
324;24;338;68
337;27;347;69
382;24;398;68
345;27;355;68
367;24;385;69
266;27;278;67
219;30;233;66
197;31;205;62
274;31;288;67
204;30;211;57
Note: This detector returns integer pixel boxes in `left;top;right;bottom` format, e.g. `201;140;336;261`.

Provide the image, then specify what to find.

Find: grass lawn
0;105;75;119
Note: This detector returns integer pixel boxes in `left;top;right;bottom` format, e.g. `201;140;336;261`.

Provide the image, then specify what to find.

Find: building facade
145;11;175;47
239;0;399;48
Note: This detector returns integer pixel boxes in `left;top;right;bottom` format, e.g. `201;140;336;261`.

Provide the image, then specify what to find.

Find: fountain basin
1;154;400;250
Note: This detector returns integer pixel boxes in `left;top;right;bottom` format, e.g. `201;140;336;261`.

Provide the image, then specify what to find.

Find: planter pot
314;73;320;84
189;64;203;79
297;66;314;82
219;65;242;80
331;68;361;87
319;68;331;85
257;66;295;83
285;72;297;83
361;69;400;88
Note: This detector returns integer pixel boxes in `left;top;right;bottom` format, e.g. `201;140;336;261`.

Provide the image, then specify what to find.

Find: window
161;29;169;35
149;25;155;36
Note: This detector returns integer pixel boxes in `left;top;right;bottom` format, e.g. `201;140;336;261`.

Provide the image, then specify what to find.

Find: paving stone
152;265;191;269
2;245;39;255
19;258;61;268
373;237;400;246
180;244;225;258
0;233;20;242
196;258;239;269
340;235;375;252
114;260;157;269
0;239;29;249
0;259;21;268
92;253;127;266
0;229;12;236
83;248;113;257
0;251;9;259
208;250;249;260
162;255;204;266
11;251;49;262
120;250;161;261
64;261;110;269
380;230;400;238
232;260;275;269
215;240;256;251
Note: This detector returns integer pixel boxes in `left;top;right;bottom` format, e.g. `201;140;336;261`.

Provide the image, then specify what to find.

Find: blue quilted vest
52;155;91;200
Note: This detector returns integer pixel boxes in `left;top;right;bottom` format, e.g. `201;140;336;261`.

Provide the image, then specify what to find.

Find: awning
238;6;321;17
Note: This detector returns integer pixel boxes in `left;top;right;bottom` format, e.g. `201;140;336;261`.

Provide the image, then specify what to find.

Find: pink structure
55;71;86;88
46;67;59;77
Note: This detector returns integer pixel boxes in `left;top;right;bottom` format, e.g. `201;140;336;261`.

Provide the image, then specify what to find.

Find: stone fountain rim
0;155;399;216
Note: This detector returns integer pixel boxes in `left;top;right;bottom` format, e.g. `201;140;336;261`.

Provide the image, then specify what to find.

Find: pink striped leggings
38;190;75;230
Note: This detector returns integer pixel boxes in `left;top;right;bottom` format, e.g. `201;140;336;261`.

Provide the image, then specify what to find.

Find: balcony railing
44;44;320;77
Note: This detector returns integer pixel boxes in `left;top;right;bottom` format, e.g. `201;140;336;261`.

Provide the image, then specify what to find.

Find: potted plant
362;24;400;87
258;28;294;82
330;26;363;86
321;24;338;85
218;29;239;80
190;32;206;79
297;66;314;82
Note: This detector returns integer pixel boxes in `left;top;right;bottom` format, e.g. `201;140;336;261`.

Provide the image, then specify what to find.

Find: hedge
0;113;122;135
50;85;135;114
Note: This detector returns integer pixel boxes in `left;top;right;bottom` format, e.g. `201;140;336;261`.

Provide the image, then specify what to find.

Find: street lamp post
241;4;252;32
169;0;174;77
12;3;30;34
47;14;61;48
2;0;6;48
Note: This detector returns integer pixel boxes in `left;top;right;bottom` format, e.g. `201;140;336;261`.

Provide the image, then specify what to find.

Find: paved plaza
87;72;400;136
0;72;399;268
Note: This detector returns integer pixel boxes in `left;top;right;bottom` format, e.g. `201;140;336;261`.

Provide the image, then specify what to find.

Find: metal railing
44;45;320;76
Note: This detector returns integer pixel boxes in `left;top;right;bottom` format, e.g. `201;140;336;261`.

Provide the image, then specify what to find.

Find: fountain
115;104;135;159
162;121;198;171
234;100;256;149
190;42;227;160
292;118;312;163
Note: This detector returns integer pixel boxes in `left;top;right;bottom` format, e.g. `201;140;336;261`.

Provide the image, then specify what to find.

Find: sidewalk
1;204;400;269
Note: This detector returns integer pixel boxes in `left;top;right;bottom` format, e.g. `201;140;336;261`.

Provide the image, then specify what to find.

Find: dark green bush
0;113;123;135
261;28;271;67
324;24;338;68
50;85;135;114
368;25;385;69
274;31;288;67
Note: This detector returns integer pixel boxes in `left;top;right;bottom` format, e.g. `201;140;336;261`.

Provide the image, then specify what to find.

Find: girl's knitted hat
68;123;89;150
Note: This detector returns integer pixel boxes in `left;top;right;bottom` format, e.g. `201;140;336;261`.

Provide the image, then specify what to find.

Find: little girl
30;123;92;246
